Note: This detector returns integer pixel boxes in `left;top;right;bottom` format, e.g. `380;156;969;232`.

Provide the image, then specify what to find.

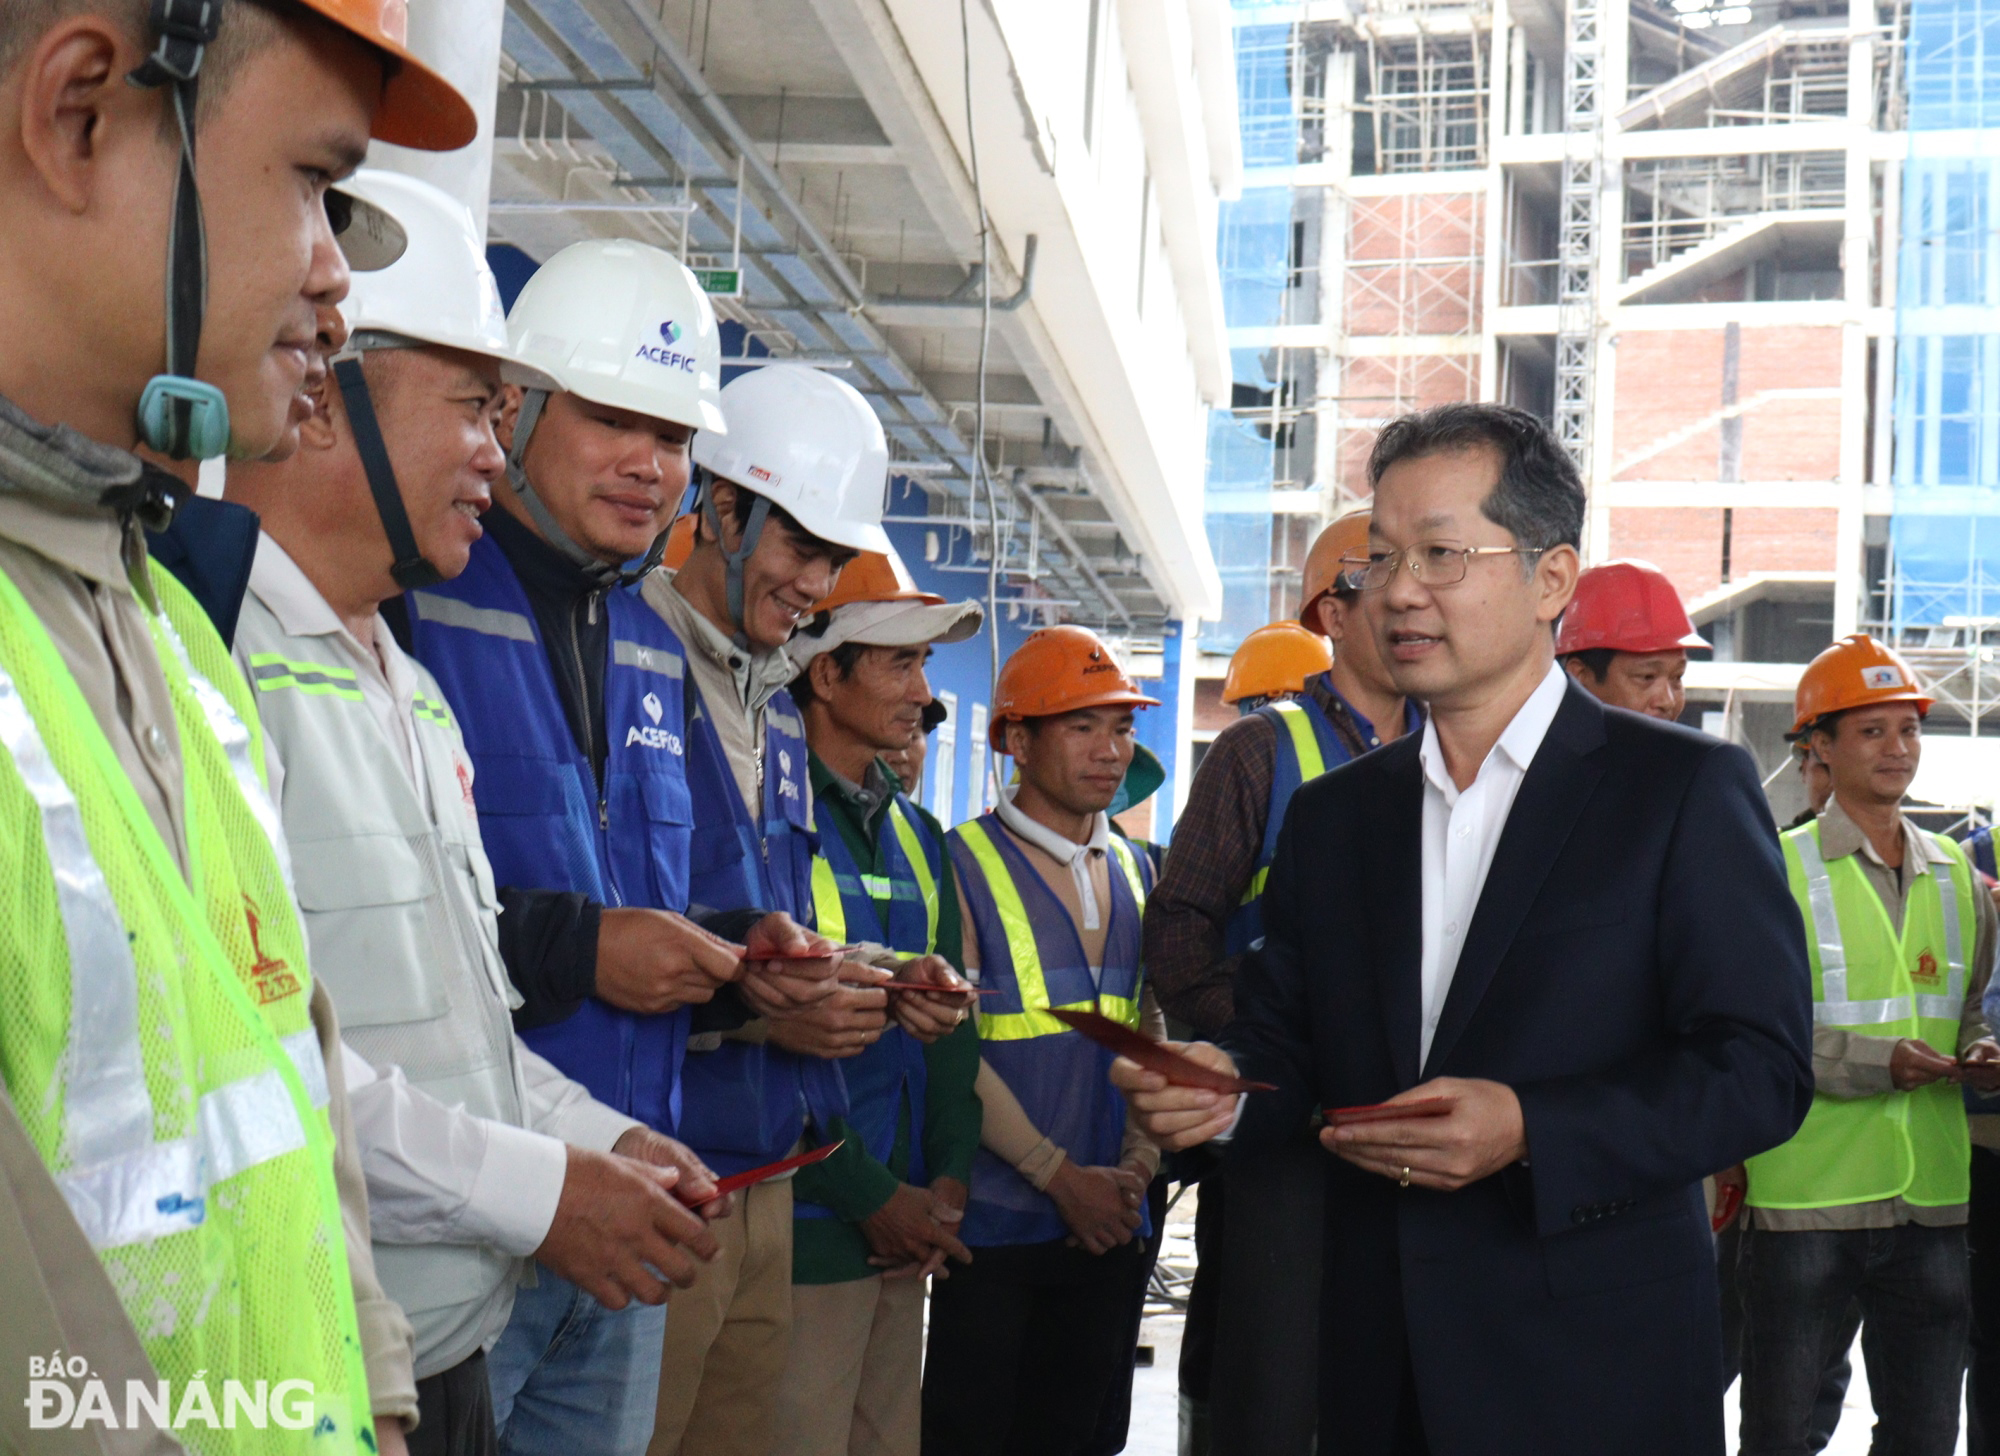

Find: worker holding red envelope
921;625;1167;1456
1736;637;2000;1456
771;546;985;1456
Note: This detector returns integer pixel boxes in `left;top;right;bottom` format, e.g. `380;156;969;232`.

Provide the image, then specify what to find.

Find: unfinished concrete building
1200;0;2000;822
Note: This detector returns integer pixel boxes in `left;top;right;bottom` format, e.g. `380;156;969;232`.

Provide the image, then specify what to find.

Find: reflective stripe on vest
1747;818;1978;1211
811;799;939;950
1234;700;1329;909
953;818;1146;1041
1795;829;1967;1027
0;563;369;1451
248;651;365;701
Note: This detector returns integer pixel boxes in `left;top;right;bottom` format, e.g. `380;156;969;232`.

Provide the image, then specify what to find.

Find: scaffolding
1553;0;1605;473
1621;151;1847;275
1364;33;1490;172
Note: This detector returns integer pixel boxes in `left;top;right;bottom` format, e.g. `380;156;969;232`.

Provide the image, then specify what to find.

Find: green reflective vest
1747;817;1977;1211
0;562;371;1452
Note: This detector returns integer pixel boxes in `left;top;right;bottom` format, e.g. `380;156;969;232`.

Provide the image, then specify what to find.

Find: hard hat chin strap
129;0;229;461
701;482;771;651
506;388;671;590
332;358;444;590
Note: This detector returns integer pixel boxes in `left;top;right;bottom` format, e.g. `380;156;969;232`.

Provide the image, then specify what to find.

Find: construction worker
643;364;933;1456
922;625;1165;1456
1145;510;1418;1456
0;2;475;1450
1739;635;2000;1456
1220;620;1332;714
1555;558;1705;722
773;548;985;1456
399;241;843;1456
221;171;746;1456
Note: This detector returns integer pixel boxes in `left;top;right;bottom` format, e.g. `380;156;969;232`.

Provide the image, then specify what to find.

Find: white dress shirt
1416;661;1568;1070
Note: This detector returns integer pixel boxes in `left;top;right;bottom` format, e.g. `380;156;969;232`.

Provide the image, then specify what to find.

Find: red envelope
874;980;1001;996
1048;1008;1276;1093
1710;1180;1745;1233
1325;1098;1454;1125
682;1141;845;1207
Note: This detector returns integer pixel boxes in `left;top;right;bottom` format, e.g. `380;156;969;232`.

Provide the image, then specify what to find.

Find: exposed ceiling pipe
1009;468;1135;629
617;0;869;307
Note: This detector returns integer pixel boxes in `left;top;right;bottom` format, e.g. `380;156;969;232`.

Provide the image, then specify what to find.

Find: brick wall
1612;332;1723;482
1612;325;1843;483
1608;507;1726;599
1731;507;1838;575
1737;328;1842;482
1605;505;1838;602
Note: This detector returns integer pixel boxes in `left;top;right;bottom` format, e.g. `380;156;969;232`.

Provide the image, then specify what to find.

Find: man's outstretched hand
1108;1041;1242;1151
1323;1077;1527;1192
594;908;744;1014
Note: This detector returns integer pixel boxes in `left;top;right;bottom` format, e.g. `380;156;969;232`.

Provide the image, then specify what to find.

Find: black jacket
1221;677;1813;1456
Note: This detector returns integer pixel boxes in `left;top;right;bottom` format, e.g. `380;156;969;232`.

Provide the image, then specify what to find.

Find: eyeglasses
1338;542;1546;592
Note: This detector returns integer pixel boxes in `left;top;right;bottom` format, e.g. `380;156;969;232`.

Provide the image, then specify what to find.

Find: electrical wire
960;0;1001;809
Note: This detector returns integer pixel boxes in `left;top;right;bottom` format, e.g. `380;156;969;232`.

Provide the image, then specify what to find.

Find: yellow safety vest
0;563;370;1452
1747;818;1977;1211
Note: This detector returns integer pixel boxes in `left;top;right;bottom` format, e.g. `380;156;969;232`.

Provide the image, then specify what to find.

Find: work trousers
487;1269;667;1456
1210;1142;1324;1456
771;1273;923;1456
1739;1222;1970;1456
922;1235;1150;1456
410;1350;497;1456
1971;1148;2000;1456
649;1176;793;1456
1722;1223;1858;1451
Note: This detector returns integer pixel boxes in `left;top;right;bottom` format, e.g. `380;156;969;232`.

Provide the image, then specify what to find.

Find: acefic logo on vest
777;747;799;800
626;690;684;753
634;319;698;374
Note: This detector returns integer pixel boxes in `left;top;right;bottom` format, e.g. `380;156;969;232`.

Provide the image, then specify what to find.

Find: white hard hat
506;239;726;434
693;363;891;555
335;170;558;390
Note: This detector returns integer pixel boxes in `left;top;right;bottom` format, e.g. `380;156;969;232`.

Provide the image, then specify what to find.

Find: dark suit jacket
1221;676;1813;1456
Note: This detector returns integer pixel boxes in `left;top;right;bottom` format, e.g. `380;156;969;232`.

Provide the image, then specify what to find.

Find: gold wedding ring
1399;1166;1412;1188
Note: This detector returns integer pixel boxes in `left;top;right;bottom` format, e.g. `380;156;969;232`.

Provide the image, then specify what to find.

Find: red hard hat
1554;559;1707;657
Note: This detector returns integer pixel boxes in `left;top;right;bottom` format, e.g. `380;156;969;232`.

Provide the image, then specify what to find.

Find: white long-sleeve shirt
341;1041;637;1255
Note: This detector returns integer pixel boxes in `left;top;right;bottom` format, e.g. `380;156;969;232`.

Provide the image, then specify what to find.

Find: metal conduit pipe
616;0;870;307
1009;467;1135;629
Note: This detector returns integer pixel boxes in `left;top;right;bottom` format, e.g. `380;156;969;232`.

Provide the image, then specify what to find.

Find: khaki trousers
772;1274;924;1456
649;1177;794;1456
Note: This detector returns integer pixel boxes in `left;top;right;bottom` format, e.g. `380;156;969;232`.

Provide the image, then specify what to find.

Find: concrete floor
1120;1185;1970;1456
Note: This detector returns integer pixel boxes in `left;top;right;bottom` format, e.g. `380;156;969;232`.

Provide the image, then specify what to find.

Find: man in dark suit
1115;402;1814;1456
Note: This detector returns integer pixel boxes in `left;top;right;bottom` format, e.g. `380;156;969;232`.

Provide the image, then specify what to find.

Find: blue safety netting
1890;0;2000;629
1199;24;1298;656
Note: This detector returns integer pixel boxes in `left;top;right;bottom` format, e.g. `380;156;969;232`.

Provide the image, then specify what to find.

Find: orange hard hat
1554;559;1706;657
812;549;944;612
1793;635;1933;736
662;513;697;570
990;625;1161;750
1299;511;1370;629
296;0;478;151
1222;622;1333;705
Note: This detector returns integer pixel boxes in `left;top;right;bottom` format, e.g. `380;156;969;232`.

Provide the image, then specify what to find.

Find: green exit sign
692;267;742;297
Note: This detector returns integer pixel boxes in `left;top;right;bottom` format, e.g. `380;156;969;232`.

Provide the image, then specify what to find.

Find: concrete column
365;0;506;235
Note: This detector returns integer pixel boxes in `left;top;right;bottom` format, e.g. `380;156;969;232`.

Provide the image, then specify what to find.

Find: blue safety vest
1225;694;1353;956
796;788;943;1220
949;813;1153;1247
674;680;846;1174
403;534;694;1132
